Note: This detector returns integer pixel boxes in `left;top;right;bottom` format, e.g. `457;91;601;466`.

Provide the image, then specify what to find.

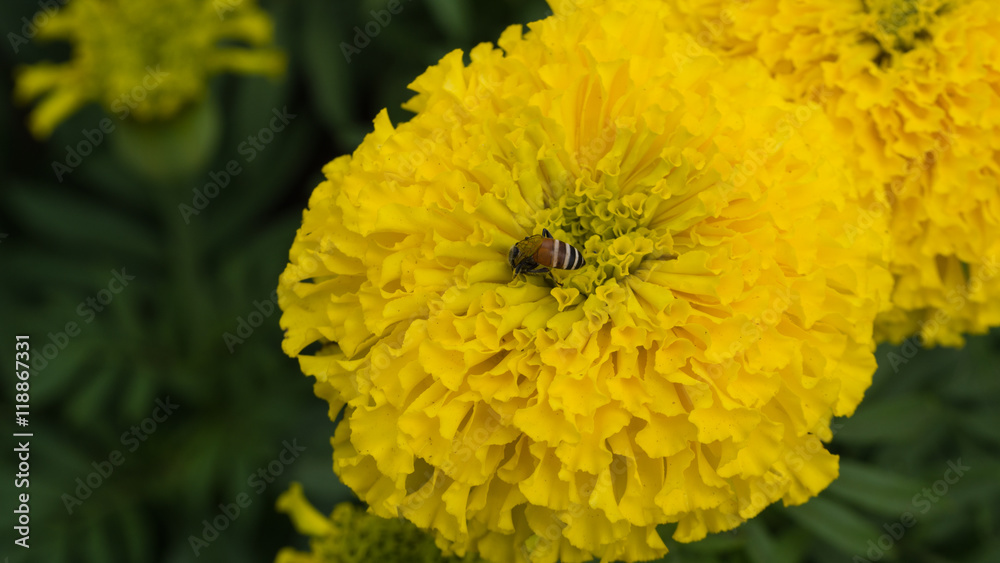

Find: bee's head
507;245;520;268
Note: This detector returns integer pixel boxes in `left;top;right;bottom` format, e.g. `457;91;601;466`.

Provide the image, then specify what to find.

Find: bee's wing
513;235;544;265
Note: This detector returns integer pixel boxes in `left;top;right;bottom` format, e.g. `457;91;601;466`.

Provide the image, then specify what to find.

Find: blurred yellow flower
661;0;1000;346
278;1;890;561
14;0;285;138
275;483;482;563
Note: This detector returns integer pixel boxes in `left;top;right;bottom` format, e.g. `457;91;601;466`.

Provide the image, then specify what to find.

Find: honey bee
508;228;585;276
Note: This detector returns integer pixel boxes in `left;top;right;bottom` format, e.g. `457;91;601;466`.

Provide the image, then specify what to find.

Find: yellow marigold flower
278;1;890;561
275;482;483;563
14;0;285;138
659;0;1000;346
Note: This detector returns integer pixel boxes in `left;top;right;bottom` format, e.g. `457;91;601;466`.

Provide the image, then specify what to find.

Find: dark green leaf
956;410;1000;447
76;150;152;207
31;337;96;407
117;503;150;562
868;343;959;398
301;0;365;146
85;515;114;563
682;529;744;554
5;183;159;260
744;520;784;563
0;245;114;291
123;363;158;420
425;0;473;42
66;363;120;427
784;497;880;557
942;336;1000;401
770;527;813;563
827;460;922;516
226;76;290;152
971;540;1000;563
202;122;314;251
833;395;940;446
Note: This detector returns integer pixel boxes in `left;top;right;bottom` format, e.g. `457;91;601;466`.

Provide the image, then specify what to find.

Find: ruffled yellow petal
14;65;88;138
274;548;319;563
276;483;335;537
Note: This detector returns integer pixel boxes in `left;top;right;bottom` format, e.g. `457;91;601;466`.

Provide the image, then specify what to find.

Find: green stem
152;177;211;357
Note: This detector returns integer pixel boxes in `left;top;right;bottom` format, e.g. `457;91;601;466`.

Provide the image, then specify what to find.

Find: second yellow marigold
660;0;1000;346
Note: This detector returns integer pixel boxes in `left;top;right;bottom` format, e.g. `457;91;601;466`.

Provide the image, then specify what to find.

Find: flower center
530;180;674;297
861;0;950;65
862;0;953;68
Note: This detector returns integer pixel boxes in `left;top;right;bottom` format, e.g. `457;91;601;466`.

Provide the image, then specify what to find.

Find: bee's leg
523;266;550;275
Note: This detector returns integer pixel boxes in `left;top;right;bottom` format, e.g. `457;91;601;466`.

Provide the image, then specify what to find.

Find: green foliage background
0;1;997;562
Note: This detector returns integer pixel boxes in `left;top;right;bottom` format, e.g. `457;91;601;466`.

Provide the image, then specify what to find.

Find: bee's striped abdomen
536;238;584;270
508;228;585;277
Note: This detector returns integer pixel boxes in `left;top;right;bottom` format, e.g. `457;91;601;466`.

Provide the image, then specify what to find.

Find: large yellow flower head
14;0;285;138
278;1;890;561
661;0;1000;346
